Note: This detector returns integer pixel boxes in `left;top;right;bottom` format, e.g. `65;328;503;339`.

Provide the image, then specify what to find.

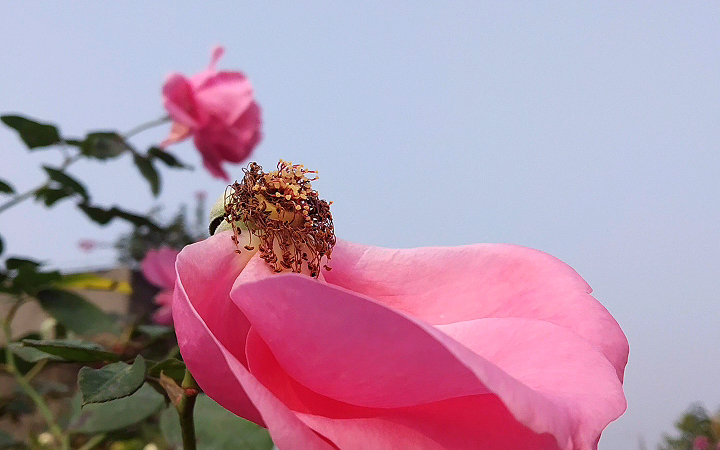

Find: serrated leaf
133;154;160;196
34;187;73;207
21;339;119;363
0;115;61;149
42;166;89;201
161;395;274;450
7;342;64;363
35;289;119;336
68;384;164;434
148;358;185;384
148;147;190;169
79;356;147;405
80;132;132;159
0;179;14;194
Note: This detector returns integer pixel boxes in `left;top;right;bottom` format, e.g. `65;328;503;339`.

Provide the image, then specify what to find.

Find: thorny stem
2;298;69;450
178;369;200;450
0;115;170;215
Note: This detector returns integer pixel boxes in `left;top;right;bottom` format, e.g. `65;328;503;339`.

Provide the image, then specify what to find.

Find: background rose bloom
161;46;262;180
173;231;629;450
141;247;180;325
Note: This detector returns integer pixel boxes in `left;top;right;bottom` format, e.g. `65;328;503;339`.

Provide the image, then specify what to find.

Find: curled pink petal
161;46;262;179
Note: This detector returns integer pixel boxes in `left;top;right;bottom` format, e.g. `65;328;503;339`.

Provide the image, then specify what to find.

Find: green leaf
0;179;14;194
35;289;119;336
78;204;162;230
7;342;64;363
42;166;89;201
68;383;165;434
34;187;73;207
78;356;147;405
147;358;185;384
132;154;160;196
161;394;274;450
79;132;132;159
5;258;40;270
21;339;119;363
148;147;190;169
0;115;61;149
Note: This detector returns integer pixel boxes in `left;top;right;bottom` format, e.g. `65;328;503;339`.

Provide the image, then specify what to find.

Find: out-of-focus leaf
56;273;132;294
68;384;164;434
136;325;173;339
5;258;40;270
21;339;119;363
132;154;160;196
79;132;132;159
42;166;89;201
161;394;274;450
79;356;147;405
35;289;119;336
78;204;162;230
148;147;190;169
0;179;14;194
34;187;73;207
0;115;61;149
7;342;64;363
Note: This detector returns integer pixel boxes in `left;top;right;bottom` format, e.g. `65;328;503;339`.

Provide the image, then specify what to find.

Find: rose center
214;160;335;278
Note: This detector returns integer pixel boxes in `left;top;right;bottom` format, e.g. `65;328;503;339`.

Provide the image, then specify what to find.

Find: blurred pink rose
141;247;180;325
694;436;710;450
173;232;629;450
161;46;262;180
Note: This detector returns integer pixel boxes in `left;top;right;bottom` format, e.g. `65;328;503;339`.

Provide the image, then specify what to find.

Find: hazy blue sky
1;2;719;449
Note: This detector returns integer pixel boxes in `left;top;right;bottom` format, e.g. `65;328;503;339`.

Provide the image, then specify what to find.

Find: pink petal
194;71;254;125
325;240;629;381
237;275;623;449
162;74;206;128
173;245;338;449
189;46;226;87
141;247;180;289
152;305;173;326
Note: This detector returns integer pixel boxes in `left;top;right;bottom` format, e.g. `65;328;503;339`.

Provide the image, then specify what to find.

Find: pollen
223;160;336;278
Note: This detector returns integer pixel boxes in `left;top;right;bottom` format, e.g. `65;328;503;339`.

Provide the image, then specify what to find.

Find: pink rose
141;247;180;326
161;46;262;180
173;233;628;449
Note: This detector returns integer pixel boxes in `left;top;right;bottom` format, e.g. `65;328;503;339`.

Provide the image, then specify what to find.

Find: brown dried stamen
223;160;336;278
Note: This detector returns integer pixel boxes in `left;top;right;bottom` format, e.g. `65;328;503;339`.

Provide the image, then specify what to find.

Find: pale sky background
1;2;719;449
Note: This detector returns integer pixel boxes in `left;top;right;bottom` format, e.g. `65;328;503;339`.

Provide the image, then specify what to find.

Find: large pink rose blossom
173;232;629;450
161;46;262;180
141;247;180;325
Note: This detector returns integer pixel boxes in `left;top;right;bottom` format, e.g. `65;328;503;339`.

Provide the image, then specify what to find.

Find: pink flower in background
161;46;262;180
173;232;629;450
141;247;180;326
694;436;710;450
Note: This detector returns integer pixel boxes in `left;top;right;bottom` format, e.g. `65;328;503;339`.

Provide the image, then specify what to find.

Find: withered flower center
223;160;336;278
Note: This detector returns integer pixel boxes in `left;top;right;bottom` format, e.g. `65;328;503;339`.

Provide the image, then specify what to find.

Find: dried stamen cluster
223;160;336;278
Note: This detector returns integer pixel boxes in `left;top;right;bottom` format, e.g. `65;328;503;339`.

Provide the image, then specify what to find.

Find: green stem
178;369;199;450
123;115;171;140
2;299;68;450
